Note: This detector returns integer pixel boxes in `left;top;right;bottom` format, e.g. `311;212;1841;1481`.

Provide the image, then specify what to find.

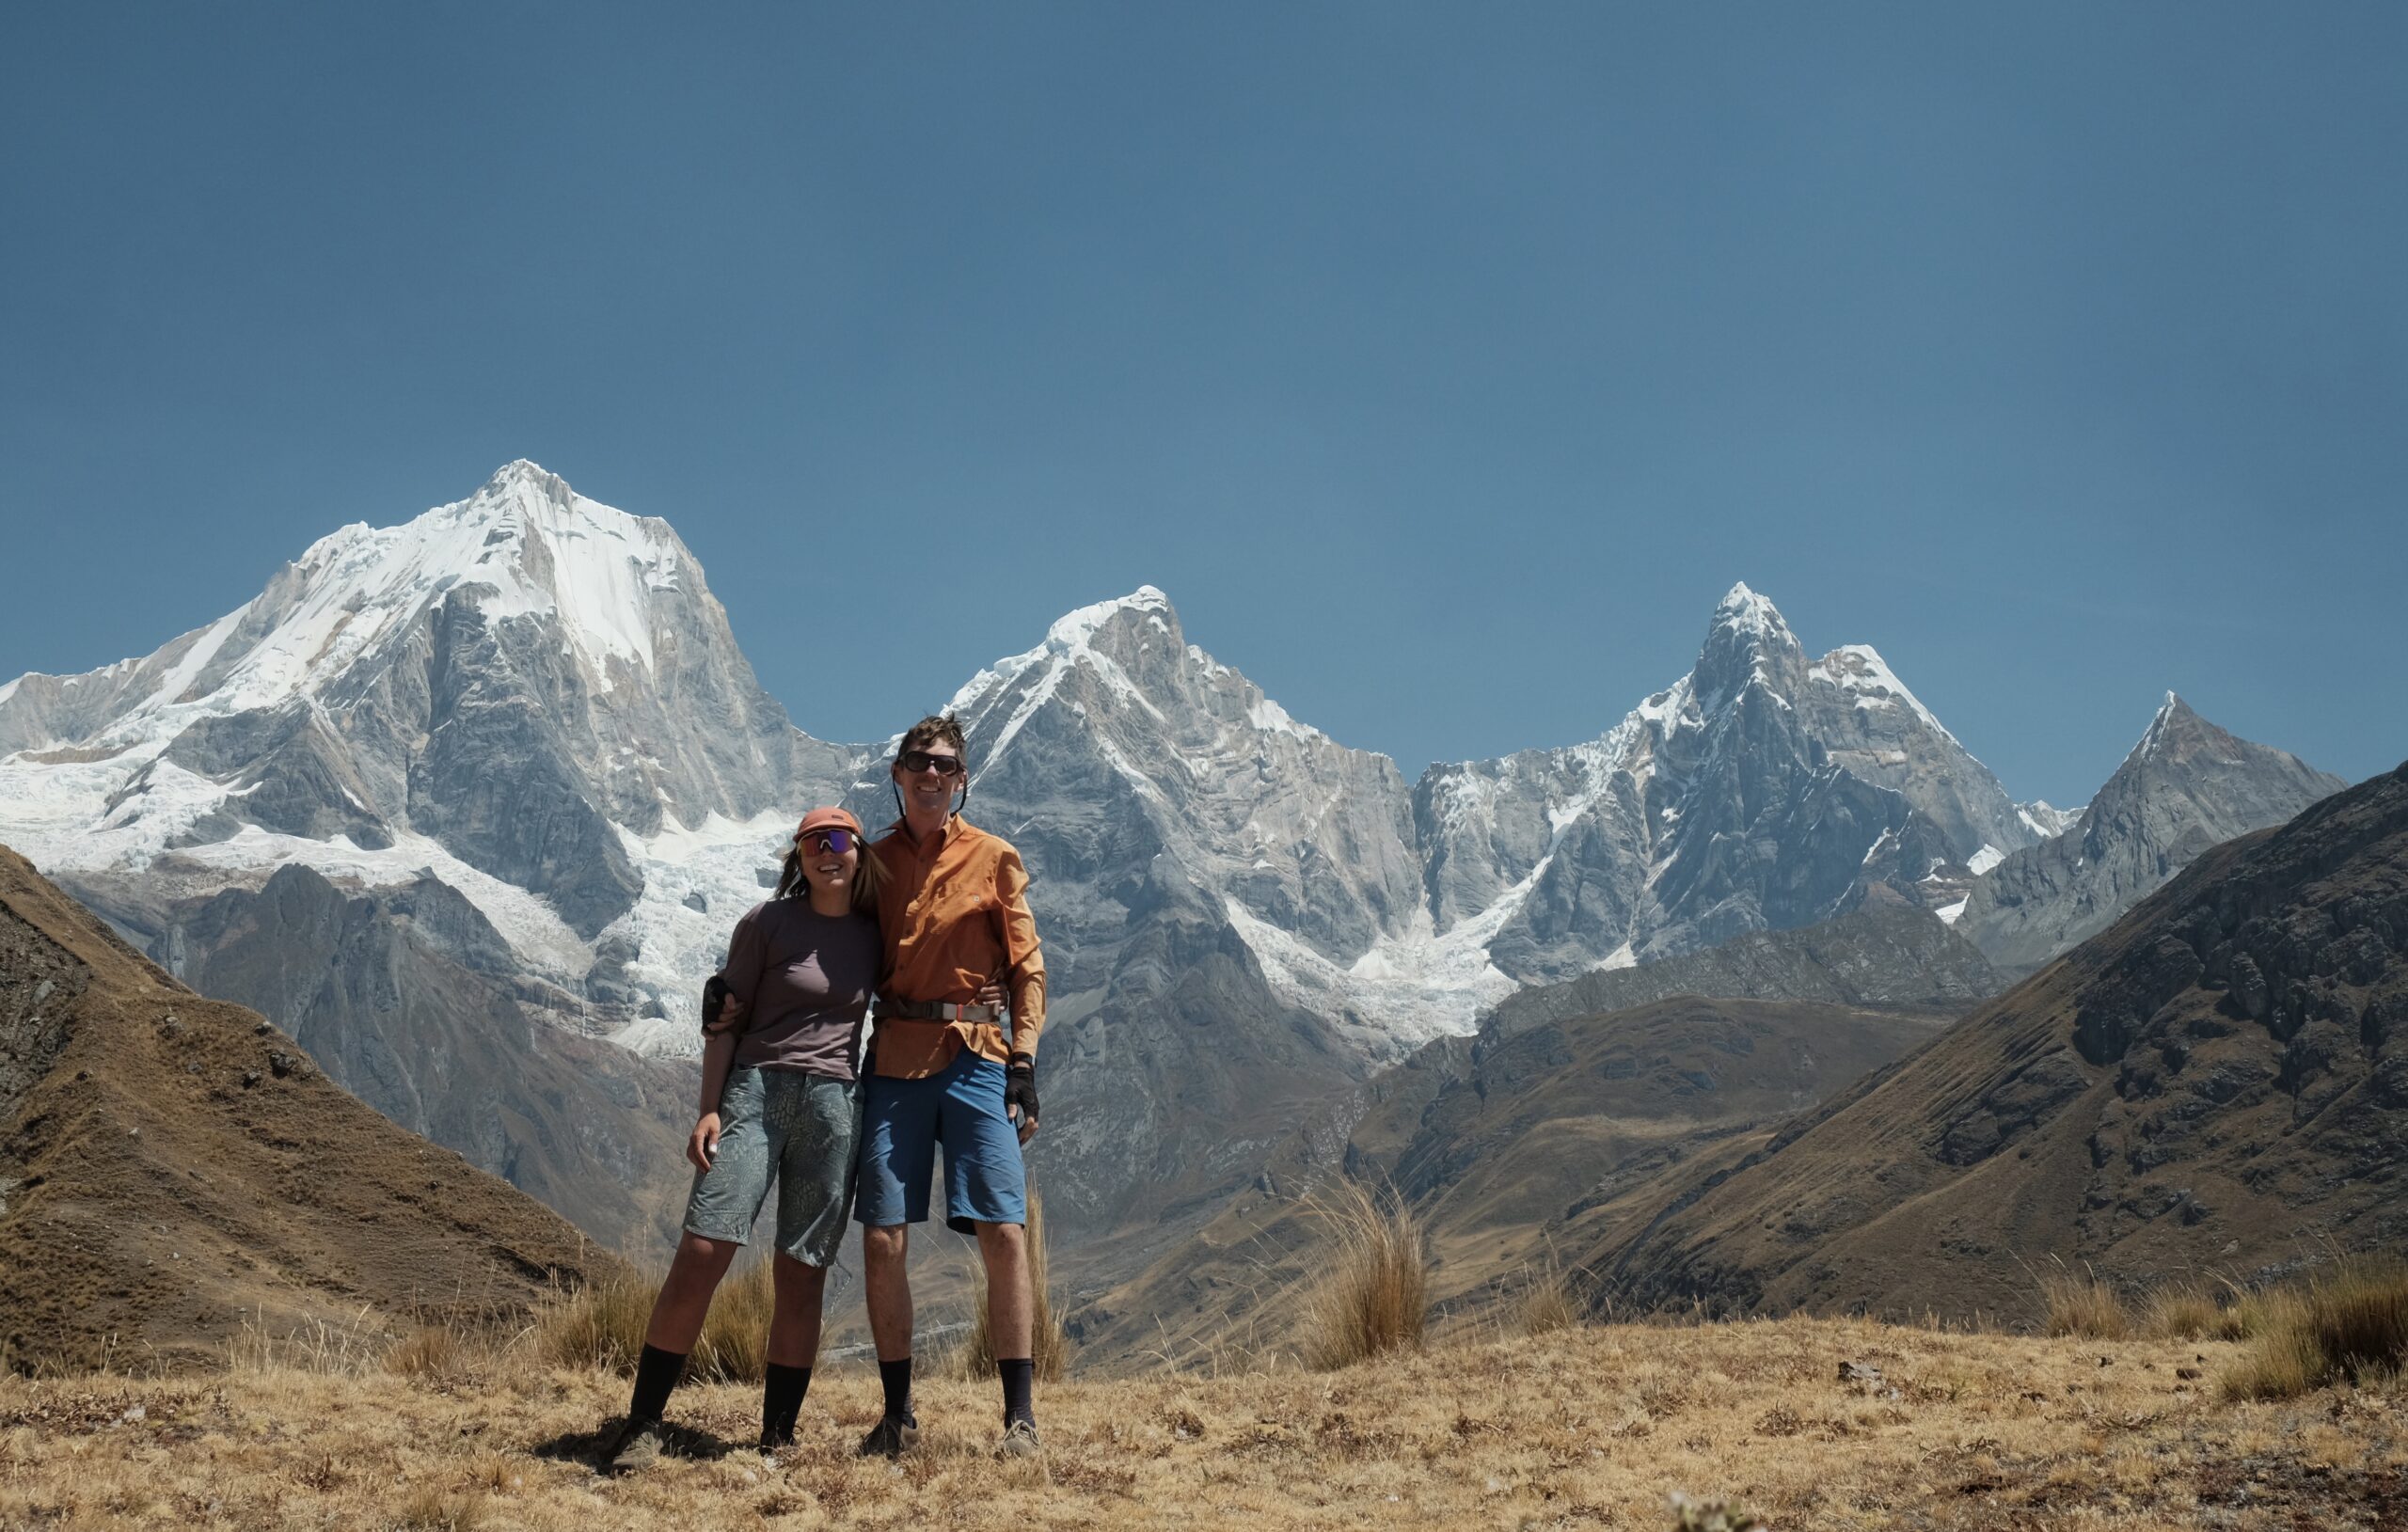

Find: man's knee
863;1224;909;1267
974;1220;1027;1257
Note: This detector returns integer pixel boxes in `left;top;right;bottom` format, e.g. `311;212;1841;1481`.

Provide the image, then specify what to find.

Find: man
854;713;1048;1459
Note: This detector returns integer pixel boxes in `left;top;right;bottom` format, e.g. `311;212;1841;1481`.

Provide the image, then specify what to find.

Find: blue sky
3;1;2401;805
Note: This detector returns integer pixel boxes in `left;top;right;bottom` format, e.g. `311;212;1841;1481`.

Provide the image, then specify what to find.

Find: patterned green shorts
682;1066;863;1268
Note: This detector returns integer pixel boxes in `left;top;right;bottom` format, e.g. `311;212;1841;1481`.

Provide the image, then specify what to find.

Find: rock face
0;845;619;1375
1957;694;2348;978
1585;759;2408;1322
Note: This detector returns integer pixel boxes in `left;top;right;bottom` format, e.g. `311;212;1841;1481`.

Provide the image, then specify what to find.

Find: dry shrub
2035;1257;2125;1340
946;1189;1070;1382
1302;1179;1426;1370
2221;1256;2408;1401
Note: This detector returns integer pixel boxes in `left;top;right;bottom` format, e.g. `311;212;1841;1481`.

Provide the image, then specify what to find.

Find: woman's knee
667;1232;741;1284
772;1250;828;1291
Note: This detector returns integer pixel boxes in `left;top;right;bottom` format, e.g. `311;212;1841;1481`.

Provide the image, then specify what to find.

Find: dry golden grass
943;1190;1071;1383
6;1314;2400;1529
1513;1242;1581;1338
528;1257;780;1384
2223;1256;2408;1402
1303;1180;1428;1369
2034;1256;2126;1340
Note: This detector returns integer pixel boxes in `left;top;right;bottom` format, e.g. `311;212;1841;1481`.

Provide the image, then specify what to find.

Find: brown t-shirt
713;899;879;1081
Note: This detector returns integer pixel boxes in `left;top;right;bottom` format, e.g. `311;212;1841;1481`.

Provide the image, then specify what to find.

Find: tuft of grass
1670;1493;1766;1531
525;1257;776;1383
2140;1283;2226;1342
2221;1256;2408;1401
227;1305;390;1376
945;1190;1070;1382
2035;1256;2126;1340
1302;1179;1427;1370
528;1266;655;1377
395;1485;486;1530
2302;1256;2408;1382
1517;1250;1580;1337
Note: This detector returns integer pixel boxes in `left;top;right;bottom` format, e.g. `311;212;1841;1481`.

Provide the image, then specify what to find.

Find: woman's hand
687;1112;723;1173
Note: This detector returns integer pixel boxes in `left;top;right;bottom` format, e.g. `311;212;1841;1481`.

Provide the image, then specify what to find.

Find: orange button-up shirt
868;813;1047;1079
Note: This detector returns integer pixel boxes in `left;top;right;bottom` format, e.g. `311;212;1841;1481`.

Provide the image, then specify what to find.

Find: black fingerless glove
701;973;730;1034
1005;1060;1040;1125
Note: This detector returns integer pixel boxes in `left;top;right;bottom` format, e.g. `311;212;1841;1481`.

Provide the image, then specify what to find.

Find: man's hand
974;978;1006;1012
1005;1061;1039;1145
687;1112;723;1172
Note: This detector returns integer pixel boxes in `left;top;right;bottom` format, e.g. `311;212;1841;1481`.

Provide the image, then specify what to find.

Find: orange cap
796;806;863;839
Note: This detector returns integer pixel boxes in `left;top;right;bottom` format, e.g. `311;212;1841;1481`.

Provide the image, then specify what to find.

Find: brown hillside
1590;761;2408;1320
1076;996;1950;1367
0;845;621;1374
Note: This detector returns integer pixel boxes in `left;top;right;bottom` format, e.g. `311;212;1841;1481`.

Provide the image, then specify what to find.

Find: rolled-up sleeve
992;848;1046;1059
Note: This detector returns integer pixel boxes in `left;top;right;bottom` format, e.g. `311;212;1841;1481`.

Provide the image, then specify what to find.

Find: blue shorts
854;1050;1028;1234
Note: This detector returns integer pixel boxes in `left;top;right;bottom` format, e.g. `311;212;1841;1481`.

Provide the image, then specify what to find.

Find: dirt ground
2;1316;2401;1530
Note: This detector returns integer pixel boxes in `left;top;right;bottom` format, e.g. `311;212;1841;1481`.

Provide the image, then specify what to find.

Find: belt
875;999;1000;1023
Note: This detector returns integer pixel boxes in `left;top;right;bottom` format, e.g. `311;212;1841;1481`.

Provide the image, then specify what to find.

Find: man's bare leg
977;1219;1038;1449
857;1224;921;1454
862;1224;913;1362
974;1221;1034;1359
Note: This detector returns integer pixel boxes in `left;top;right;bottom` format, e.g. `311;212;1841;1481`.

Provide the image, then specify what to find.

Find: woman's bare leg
768;1252;829;1367
642;1232;741;1352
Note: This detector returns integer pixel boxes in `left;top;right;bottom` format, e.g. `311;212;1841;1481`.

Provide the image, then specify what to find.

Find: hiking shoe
758;1423;796;1454
602;1416;668;1473
998;1417;1041;1459
856;1413;919;1459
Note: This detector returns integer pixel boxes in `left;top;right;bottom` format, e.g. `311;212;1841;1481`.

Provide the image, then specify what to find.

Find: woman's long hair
772;828;884;915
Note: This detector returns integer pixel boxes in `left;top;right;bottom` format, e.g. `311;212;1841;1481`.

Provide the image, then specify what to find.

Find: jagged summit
1712;580;1786;633
1956;692;2349;975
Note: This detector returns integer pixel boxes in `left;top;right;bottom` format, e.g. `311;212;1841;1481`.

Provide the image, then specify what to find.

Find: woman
604;805;885;1470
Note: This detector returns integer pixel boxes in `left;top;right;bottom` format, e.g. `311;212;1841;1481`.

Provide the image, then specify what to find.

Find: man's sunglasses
800;828;860;855
899;750;964;777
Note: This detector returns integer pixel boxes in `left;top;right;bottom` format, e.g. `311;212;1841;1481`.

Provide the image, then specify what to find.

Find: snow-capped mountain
1411;582;2047;984
0;465;2352;1248
1955;693;2349;975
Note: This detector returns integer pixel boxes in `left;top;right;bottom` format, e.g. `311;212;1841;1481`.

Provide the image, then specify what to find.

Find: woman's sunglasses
800;829;859;855
899;750;964;777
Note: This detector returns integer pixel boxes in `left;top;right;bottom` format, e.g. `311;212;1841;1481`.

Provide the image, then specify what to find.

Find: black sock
998;1357;1035;1426
761;1363;811;1445
879;1356;914;1422
627;1343;687;1425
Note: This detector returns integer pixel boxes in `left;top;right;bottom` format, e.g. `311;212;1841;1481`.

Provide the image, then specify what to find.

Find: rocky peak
1692;581;1807;706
